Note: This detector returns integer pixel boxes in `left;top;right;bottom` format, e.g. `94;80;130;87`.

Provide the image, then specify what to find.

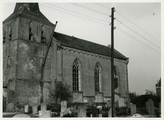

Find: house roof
156;78;161;87
54;32;128;60
3;3;54;26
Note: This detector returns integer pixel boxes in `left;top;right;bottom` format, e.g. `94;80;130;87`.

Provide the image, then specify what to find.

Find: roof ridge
54;31;108;48
54;32;128;60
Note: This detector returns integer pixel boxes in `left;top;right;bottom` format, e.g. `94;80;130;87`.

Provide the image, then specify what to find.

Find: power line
45;3;109;24
116;19;160;49
71;3;160;49
96;3;160;43
116;11;160;43
41;3;160;54
40;4;109;27
117;27;160;54
95;3;110;9
70;3;109;16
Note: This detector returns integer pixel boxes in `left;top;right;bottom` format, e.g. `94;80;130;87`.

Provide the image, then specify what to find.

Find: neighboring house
3;3;130;112
156;78;161;97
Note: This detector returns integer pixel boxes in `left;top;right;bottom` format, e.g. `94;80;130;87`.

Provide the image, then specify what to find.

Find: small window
41;25;46;43
29;21;34;41
9;22;12;41
7;56;11;67
72;58;81;92
3;31;6;43
94;62;102;92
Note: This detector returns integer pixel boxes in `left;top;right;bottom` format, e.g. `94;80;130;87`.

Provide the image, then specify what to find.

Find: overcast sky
1;1;162;95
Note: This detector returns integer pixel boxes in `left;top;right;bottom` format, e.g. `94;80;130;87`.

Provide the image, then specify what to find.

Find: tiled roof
156;78;161;87
54;32;128;60
3;3;54;26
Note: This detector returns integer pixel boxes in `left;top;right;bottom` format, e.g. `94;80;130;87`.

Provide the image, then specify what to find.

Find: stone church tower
3;3;56;111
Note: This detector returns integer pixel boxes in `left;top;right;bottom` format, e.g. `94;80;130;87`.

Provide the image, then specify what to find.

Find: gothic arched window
94;62;102;92
114;66;119;89
72;58;81;92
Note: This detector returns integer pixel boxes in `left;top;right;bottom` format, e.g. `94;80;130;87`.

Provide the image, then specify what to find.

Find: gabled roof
3;3;54;26
156;78;161;87
54;32;128;60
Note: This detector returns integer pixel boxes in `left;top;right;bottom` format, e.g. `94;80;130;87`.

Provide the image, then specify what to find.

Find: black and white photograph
1;0;162;118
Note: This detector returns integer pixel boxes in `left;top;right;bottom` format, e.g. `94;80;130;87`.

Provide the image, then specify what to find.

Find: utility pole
111;7;115;117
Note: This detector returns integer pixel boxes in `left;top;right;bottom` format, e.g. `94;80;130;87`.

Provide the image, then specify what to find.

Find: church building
3;3;130;113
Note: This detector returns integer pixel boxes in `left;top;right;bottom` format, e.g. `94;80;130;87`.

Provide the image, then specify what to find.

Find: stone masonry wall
3;16;55;111
59;46;129;99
